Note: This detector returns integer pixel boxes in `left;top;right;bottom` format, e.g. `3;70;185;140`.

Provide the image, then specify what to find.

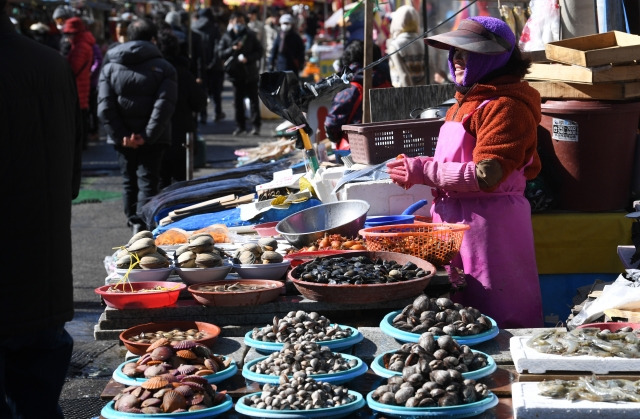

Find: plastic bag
519;0;560;51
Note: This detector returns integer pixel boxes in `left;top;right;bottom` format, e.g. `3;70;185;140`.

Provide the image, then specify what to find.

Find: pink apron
431;100;543;328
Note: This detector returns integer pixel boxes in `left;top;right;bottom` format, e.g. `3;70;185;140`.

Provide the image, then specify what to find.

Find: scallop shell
203;358;220;372
180;381;205;392
139;253;170;269
141;376;169;390
195;369;214;376
162;390;187;413
195;252;222;268
150;345;174;362
146;338;170;353
173;384;194;397
177;364;198;375
176;349;197;360
171;340;197;350
181;375;208;386
192;345;213;358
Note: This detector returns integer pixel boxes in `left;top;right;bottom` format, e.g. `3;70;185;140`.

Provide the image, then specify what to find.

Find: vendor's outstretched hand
387;155;432;189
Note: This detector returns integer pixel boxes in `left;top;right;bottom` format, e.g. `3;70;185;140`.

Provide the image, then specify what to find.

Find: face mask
281;23;292;32
57;24;64;31
234;24;245;32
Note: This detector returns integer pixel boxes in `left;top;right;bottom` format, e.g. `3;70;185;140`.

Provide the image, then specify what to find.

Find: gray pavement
61;82;291;418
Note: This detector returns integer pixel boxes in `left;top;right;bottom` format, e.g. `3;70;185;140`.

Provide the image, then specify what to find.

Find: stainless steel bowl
276;200;370;249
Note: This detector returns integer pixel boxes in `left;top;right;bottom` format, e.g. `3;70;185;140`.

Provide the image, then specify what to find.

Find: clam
176;251;196;268
188;235;215;253
258;237;278;252
127;237;157;257
116;254;137;269
233;249;257;265
195;252;222;268
127;230;154;246
261;250;283;264
241;242;263;257
139;253;170;269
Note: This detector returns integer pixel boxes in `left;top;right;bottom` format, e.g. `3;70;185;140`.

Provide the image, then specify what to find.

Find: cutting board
512;382;640;418
510;336;640;374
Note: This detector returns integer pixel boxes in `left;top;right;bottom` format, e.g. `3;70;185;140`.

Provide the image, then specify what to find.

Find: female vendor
387;16;543;328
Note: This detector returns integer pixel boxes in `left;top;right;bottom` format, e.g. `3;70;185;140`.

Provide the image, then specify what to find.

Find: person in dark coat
218;11;263;136
324;40;391;146
63;17;95;149
157;26;207;188
98;18;178;233
192;7;225;123
268;13;305;74
0;0;82;416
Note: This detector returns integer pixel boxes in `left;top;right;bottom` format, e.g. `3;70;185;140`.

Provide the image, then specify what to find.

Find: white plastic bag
519;0;560;51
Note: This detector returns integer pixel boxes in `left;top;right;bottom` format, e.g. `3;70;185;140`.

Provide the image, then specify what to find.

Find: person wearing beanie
52;5;75;56
267;13;305;75
387;16;543;329
386;5;425;87
63;16;96;149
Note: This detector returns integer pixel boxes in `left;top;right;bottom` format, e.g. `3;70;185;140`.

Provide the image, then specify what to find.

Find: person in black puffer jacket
157;25;207;188
218;11;263;136
98;18;178;233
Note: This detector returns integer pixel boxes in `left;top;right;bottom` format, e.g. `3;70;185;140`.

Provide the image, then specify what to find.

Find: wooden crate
529;80;640;100
526;62;640;84
545;31;640;67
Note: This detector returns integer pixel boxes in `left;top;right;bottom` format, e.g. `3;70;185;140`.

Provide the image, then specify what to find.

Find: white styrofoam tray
510;336;640;374
512;382;640;419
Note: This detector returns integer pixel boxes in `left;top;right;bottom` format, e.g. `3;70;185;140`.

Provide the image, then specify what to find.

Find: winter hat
62;17;85;34
390;5;420;38
427;17;515;87
165;11;182;28
53;5;73;20
279;14;294;24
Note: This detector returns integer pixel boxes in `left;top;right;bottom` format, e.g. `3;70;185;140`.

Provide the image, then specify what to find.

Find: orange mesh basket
358;223;470;267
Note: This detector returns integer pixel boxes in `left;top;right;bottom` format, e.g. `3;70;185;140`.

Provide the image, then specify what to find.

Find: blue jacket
98;40;178;146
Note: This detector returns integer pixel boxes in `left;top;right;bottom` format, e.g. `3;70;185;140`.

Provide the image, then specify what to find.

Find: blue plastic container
379;311;499;346
111;356;237;386
366;391;498;418
243;353;368;385
244;325;364;354
235;390;365;418
371;349;497;380
101;394;233;418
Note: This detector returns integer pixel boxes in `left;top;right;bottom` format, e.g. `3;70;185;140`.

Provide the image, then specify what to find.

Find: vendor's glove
422;160;480;192
386;155;433;189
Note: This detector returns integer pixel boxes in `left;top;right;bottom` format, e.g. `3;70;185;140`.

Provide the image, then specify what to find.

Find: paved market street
61;82;289;418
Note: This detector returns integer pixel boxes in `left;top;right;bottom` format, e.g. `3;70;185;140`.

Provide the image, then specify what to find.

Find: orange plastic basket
358;223;470;267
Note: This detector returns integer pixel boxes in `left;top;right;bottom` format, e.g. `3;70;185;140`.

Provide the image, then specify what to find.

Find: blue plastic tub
101;394;233;418
366;391;498;418
235;390;365;418
244;325;364;354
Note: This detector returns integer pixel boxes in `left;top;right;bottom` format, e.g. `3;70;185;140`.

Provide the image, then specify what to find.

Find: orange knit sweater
446;75;542;185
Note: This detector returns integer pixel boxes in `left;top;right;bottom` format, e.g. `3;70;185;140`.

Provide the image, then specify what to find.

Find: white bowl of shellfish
113;266;174;282
232;261;291;280
174;262;233;285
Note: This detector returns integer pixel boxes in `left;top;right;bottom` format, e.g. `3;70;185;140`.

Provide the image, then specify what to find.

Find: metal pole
422;0;430;83
186;132;194;181
362;0;373;123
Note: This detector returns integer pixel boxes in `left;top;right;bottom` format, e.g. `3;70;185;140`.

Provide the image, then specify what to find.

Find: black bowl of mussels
288;251;435;303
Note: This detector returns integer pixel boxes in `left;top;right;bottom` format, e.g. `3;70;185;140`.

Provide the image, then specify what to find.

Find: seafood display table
94;270;454;340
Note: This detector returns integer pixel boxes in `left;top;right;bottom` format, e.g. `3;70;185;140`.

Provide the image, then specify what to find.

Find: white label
551;118;579;142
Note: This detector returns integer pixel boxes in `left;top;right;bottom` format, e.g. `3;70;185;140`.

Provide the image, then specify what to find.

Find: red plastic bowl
94;281;186;310
577;322;640;332
252;221;280;237
119;320;221;356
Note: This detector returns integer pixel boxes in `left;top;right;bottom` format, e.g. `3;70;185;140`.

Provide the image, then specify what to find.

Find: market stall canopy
324;1;360;28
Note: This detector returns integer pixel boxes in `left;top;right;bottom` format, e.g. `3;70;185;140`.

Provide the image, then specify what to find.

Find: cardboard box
545;31;640;67
529;80;640;100
526;62;640;84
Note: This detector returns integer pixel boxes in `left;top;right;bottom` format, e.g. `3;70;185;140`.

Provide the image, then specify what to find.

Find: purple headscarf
448;16;516;87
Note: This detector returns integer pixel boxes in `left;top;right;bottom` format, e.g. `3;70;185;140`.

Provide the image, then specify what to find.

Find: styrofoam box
513;382;640;419
510;336;640;374
338;180;433;217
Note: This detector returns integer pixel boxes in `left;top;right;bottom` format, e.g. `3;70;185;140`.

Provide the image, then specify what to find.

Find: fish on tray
538;375;640;403
526;327;640;358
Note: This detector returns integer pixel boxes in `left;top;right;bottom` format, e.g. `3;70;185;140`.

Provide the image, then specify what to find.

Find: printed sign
551;118;579;142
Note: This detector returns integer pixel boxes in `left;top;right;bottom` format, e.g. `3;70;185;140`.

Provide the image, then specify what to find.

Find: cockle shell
176;349;197;360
